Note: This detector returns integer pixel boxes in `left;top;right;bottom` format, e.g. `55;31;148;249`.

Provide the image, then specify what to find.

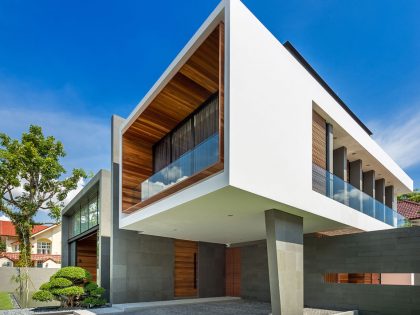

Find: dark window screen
153;94;218;173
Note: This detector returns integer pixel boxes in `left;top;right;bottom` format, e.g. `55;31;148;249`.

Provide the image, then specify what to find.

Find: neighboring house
61;169;111;298
0;220;61;268
107;1;413;314
397;200;420;226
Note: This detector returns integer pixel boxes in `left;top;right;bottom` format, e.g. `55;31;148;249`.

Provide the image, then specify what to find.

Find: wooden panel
312;110;326;169
174;240;198;297
76;233;97;282
225;247;240;297
122;23;225;213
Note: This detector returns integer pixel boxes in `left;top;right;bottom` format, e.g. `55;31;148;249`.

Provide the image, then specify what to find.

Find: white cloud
0;75;111;222
371;108;420;169
0;215;11;221
62;178;86;207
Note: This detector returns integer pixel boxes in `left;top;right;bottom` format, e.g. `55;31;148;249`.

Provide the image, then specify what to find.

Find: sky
0;0;419;222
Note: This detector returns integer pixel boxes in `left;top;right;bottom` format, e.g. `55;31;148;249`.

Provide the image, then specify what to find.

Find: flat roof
283;41;373;136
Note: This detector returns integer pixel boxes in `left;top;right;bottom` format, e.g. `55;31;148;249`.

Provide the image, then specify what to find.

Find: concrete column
61;215;70;266
349;160;363;211
375;178;386;222
265;209;303;315
363;170;375;197
385;186;395;209
349;160;362;189
333;147;348;205
110;115;125;304
363;170;375;217
326;124;334;198
333;146;347;180
375;179;385;203
326;124;334;173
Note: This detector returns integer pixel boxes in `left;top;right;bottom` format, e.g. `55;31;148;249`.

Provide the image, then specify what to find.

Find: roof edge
283;41;373;136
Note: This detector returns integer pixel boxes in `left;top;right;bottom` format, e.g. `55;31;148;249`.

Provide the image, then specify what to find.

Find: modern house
61;169;111;297
107;0;413;314
0;220;61;268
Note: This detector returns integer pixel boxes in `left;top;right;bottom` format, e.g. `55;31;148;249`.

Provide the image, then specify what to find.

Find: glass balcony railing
141;133;219;201
312;164;407;227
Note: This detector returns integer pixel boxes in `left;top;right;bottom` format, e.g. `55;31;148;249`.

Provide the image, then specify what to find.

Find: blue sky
0;0;419;222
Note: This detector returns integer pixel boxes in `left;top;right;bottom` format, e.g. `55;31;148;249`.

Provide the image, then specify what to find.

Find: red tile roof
0;220;49;237
0;252;61;263
397;200;420;220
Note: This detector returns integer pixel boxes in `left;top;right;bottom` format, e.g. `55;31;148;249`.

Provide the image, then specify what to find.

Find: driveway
123;300;271;315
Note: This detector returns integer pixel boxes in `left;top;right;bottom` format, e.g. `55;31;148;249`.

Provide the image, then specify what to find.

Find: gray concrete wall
111;230;174;303
198;242;225;298
240;241;270;302
304;227;420;315
0;267;59;292
110;116;174;303
61;215;70;267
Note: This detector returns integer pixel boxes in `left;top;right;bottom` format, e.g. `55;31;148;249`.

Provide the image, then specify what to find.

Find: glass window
37;241;51;254
69;189;100;238
88;195;98;228
72;210;81;237
80;203;89;232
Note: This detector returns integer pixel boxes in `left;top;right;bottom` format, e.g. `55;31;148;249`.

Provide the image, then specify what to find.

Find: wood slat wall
325;273;382;284
122;23;225;213
312;110;327;194
76;233;97;282
225;247;240;297
312;110;327;169
174;239;198;298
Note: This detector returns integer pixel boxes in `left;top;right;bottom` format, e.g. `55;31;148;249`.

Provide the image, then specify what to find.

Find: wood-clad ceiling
122;24;224;212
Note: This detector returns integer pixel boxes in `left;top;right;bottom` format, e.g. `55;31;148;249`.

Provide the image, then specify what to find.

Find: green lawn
0;292;13;310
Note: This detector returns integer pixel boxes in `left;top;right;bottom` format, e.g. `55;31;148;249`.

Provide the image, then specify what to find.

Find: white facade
118;0;412;244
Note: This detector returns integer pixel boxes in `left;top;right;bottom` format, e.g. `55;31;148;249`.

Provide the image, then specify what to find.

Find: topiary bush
32;290;54;302
32;267;106;308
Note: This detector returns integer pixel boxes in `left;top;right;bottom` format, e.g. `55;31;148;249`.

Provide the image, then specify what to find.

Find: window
72;210;81;237
37;241;51;254
153;94;218;173
69;190;99;238
80;203;89;232
37;261;43;268
88;193;98;228
14;245;19;252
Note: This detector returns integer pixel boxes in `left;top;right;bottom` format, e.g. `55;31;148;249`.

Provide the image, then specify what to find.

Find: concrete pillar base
265;209;303;315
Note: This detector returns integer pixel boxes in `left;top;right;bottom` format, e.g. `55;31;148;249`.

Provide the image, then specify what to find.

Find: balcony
312;164;406;227
141;133;219;201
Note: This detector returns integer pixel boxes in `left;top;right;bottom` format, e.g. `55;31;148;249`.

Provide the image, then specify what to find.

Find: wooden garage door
76;232;97;281
225;247;240;296
174;240;198;297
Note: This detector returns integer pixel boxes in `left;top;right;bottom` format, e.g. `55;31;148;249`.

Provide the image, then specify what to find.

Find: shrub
82;296;106;308
32;290;53;302
52;286;84;296
39;282;51;290
53;267;89;282
49;277;72;288
32;267;106;308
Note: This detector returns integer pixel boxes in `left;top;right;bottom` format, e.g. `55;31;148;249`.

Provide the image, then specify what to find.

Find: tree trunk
15;220;32;267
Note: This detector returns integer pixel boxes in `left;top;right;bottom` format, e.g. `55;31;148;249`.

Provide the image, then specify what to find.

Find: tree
0;125;86;266
398;188;420;203
0;239;5;252
32;266;106;308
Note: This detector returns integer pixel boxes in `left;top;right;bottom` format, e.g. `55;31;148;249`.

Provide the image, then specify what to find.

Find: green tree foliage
398;188;420;203
0;239;5;252
0;125;86;266
32;267;106;308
